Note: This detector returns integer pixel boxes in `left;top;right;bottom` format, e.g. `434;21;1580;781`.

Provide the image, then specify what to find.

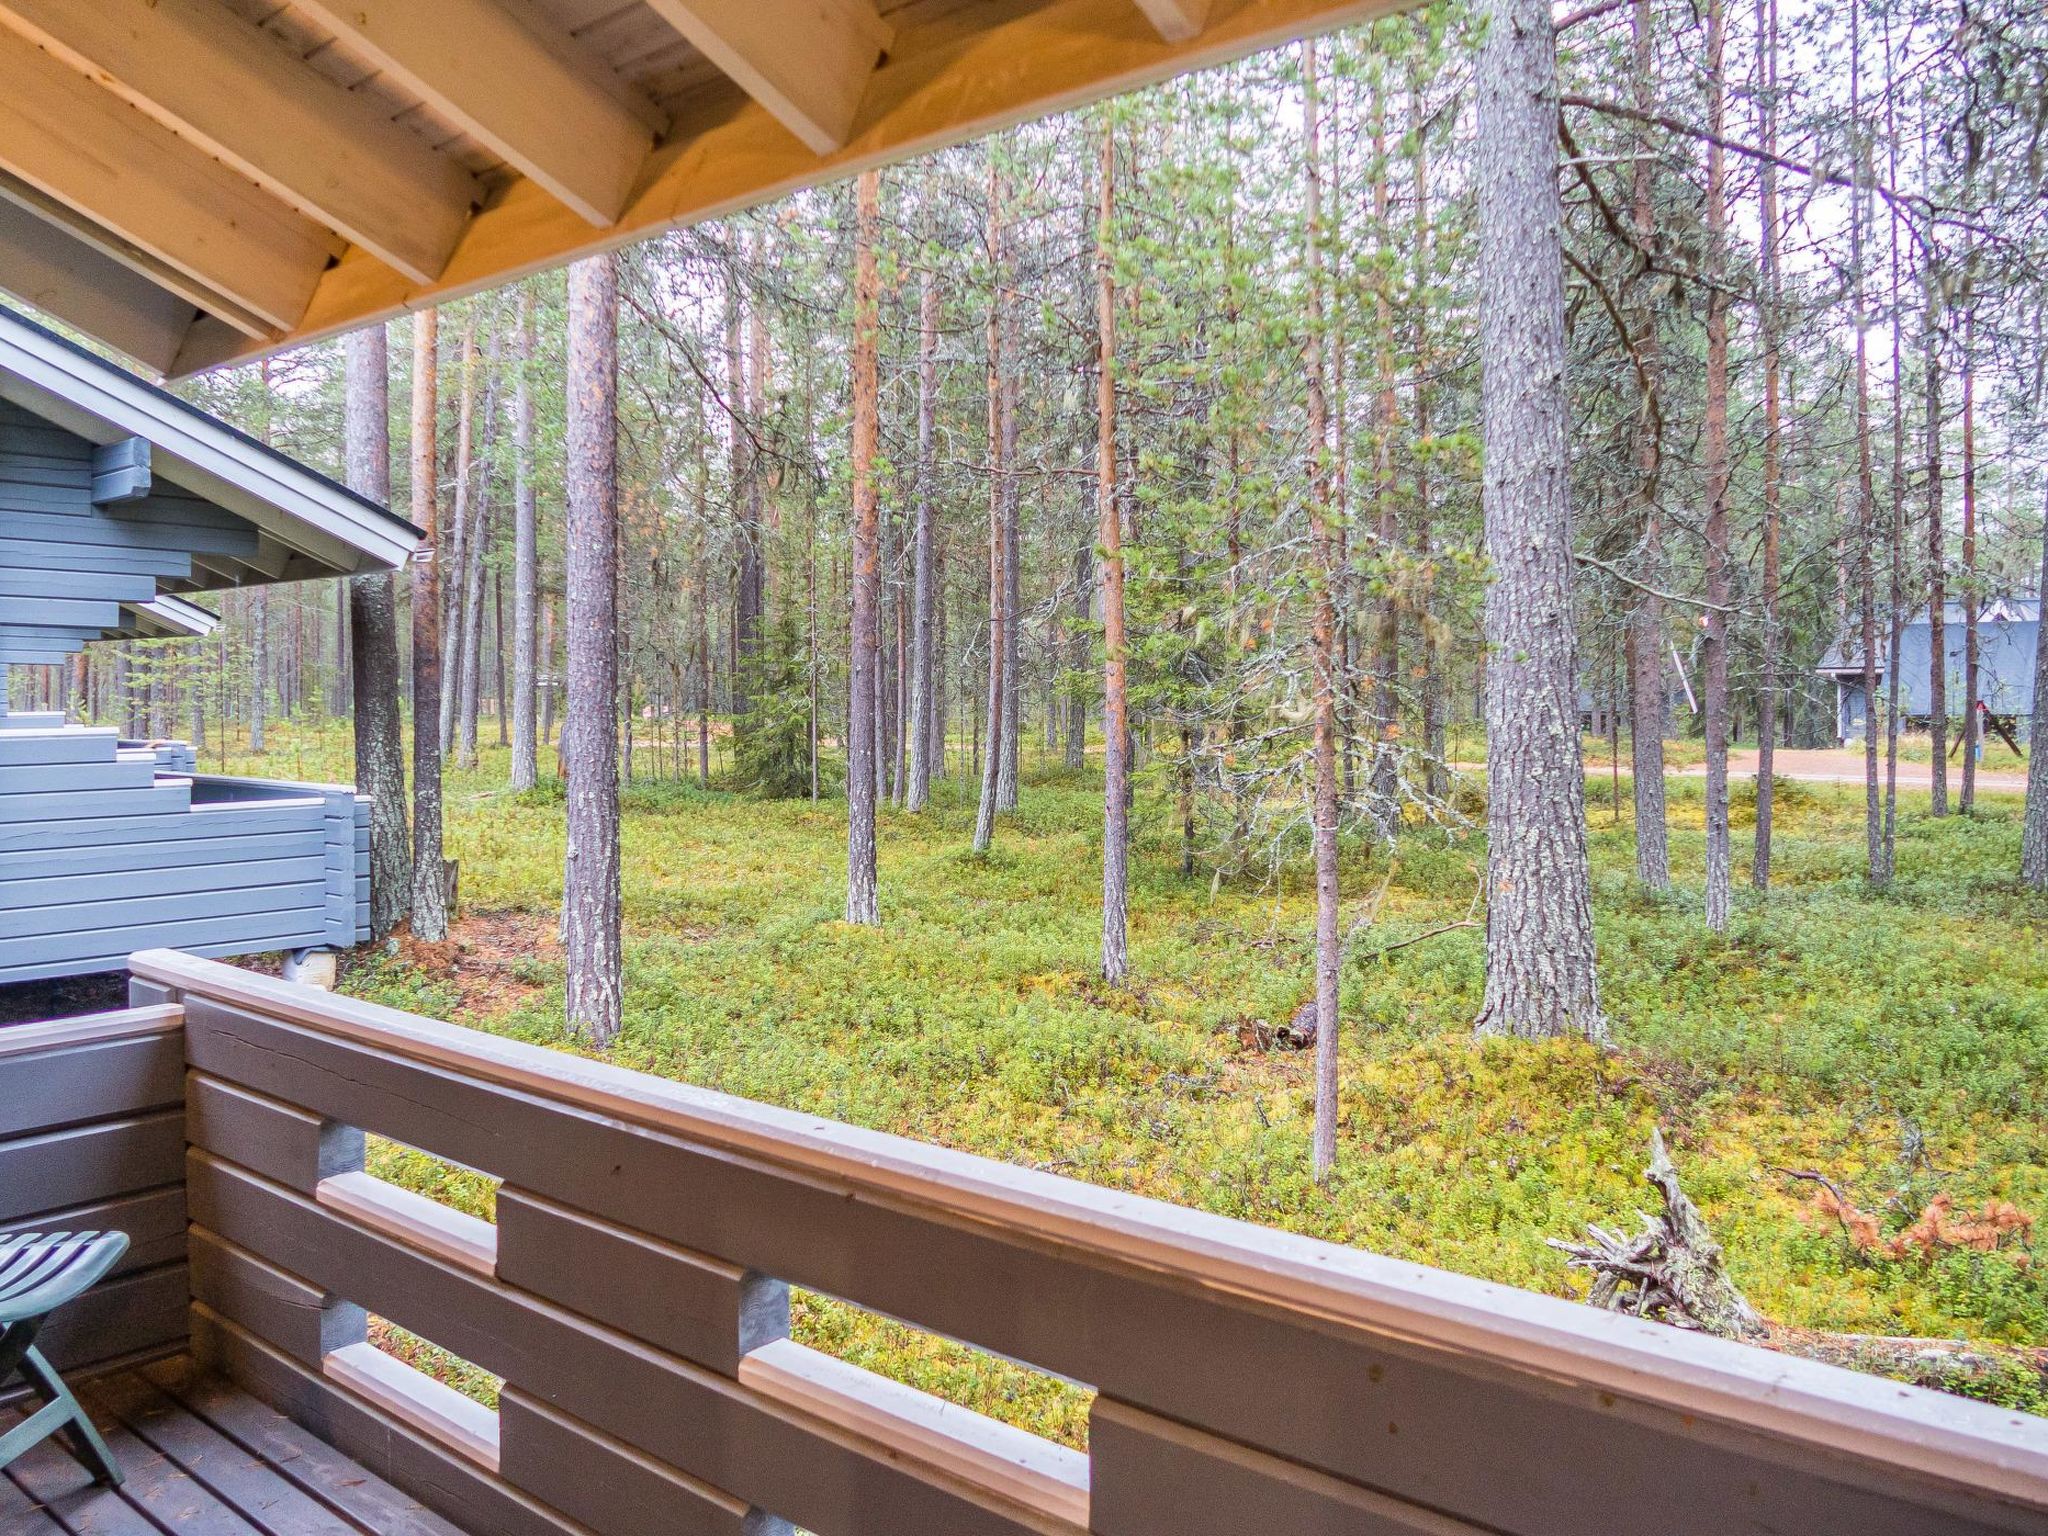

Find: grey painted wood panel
1090;1397;1479;1536
0;856;324;905
1;1186;188;1276
0;781;191;824
495;1188;789;1375
0;1028;183;1137
498;1389;780;1536
0;909;328;977
25;1262;190;1381
1;880;330;940
174;997;2048;1536
0;832;327;881
0;1109;184;1223
187;1073;365;1194
0;802;326;853
188;1227;367;1367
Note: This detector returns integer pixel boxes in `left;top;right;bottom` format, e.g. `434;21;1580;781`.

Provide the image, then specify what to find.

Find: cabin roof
0;303;423;581
0;0;1389;379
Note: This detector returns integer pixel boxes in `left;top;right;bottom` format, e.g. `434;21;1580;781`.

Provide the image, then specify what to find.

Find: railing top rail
0;1001;183;1059
129;947;2048;1514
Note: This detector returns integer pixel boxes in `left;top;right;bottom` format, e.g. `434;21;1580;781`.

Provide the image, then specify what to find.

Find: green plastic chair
0;1231;129;1486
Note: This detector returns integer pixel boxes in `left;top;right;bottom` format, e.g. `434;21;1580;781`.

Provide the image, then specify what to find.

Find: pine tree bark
510;286;540;792
1303;43;1343;1176
1700;0;1733;932
906;267;940;812
731;260;764;720
2021;482;2048;888
440;316;476;759
1959;311;1979;815
1850;5;1882;883
1624;0;1668;892
972;163;1008;856
846;171;884;925
1471;0;1605;1041
344;323;411;940
563;253;623;1042
409;311;450;942
1750;0;1783;889
1926;316;1948;814
1098;121;1130;986
996;303;1022;815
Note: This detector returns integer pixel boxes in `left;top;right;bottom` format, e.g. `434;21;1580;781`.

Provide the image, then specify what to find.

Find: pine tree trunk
440;317;476;759
1625;0;1668;892
1850;3;1882;883
344;323;411;940
906;269;940;813
846;171;883;925
731;265;763;720
1411;47;1447;807
1471;0;1604;1041
996;302;1022;815
563;254;623;1041
1067;537;1091;771
972;164;1008;857
1701;0;1733;932
2021;482;2048;888
410;310;450;942
1751;0;1782;889
1960;311;1979;815
1925;305;1947;814
1098;122;1130;986
1303;44;1343;1179
510;287;540;792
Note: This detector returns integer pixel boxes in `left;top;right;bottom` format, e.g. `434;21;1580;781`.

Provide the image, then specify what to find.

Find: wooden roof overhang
0;0;1397;380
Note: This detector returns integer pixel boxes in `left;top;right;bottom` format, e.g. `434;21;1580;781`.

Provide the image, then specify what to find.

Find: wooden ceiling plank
288;0;657;228
0;0;482;286
0;197;197;376
0;27;338;334
1129;0;1213;42
641;0;892;155
174;0;1395;377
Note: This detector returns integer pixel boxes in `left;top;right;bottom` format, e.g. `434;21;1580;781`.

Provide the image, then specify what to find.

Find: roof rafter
0;0;482;287
642;0;892;156
0;25;341;335
288;0;660;229
0;197;198;375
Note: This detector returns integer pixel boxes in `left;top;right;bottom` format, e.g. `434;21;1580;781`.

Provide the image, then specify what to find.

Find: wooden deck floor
1;1359;471;1536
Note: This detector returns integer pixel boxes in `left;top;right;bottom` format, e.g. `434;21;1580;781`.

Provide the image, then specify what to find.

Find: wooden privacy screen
0;1005;190;1385
124;949;2048;1536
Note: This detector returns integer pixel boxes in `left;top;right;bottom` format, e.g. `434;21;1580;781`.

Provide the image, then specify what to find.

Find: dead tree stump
1549;1128;1763;1340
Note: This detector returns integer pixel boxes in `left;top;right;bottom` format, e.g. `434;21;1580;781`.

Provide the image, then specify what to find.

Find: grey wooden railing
100;950;2048;1536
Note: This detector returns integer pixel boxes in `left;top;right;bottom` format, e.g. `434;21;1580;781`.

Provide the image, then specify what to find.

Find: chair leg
11;1345;123;1487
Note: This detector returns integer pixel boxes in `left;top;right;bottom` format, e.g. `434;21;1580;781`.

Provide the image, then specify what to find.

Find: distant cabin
1817;599;2040;745
0;305;419;986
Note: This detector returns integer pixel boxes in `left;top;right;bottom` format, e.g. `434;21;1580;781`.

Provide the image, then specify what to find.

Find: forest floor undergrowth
221;723;2048;1436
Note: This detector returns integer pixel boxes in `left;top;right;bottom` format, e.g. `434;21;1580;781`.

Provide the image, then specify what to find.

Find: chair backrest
0;1231;129;1328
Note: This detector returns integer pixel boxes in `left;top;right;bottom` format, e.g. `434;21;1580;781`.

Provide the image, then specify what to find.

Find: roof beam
0;27;340;334
0;0;481;286
176;0;1399;377
642;0;891;155
288;0;658;228
0;196;197;375
1129;0;1213;41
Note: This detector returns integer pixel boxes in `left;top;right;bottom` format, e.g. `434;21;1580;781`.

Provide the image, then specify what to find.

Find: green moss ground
219;724;2048;1432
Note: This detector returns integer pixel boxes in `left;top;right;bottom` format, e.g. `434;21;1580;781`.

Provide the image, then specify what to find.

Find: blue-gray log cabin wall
0;718;370;982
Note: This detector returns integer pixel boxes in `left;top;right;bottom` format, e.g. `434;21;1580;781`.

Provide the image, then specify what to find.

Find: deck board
1;1363;475;1536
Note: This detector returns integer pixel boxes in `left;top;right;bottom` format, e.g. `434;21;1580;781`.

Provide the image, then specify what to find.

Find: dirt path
1664;747;2029;793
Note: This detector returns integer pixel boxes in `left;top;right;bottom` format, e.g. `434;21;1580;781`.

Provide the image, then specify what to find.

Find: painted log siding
0;722;369;982
0;1005;190;1389
107;949;2048;1536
